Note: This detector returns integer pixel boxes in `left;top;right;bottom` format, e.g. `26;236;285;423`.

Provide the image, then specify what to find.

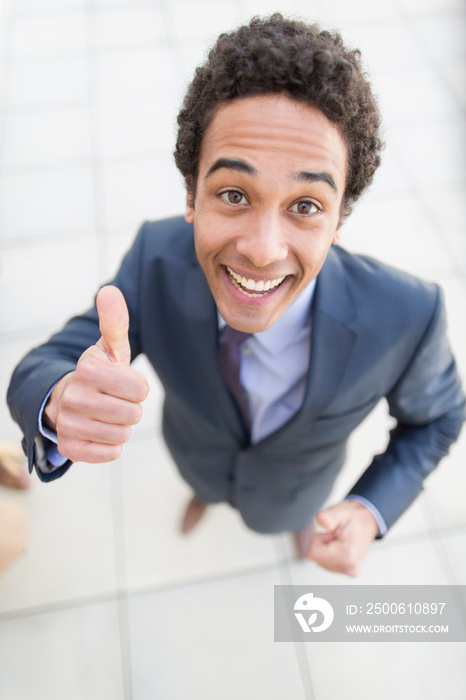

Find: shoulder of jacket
329;246;440;326
332;246;437;296
137;216;195;258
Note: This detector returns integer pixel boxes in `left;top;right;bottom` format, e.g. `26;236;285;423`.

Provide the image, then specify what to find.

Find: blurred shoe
181;495;207;533
0;441;30;490
294;522;315;559
0;498;28;573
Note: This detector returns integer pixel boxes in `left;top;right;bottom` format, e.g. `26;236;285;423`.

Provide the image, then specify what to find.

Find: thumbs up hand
44;286;149;464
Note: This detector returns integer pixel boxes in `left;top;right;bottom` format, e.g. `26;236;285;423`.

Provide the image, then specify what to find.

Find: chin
223;308;280;334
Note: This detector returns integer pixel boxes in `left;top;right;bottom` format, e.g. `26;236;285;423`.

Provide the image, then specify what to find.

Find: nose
235;211;288;268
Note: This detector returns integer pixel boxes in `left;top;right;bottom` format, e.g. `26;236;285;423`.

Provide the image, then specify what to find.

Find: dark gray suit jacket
7;217;465;533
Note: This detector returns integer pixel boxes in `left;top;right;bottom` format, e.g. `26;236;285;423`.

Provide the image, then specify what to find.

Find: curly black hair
174;14;383;218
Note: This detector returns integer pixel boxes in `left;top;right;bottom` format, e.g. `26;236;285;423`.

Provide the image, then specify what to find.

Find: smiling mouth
226;266;287;298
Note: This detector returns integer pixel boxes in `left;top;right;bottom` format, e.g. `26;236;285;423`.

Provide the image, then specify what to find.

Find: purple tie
219;326;252;434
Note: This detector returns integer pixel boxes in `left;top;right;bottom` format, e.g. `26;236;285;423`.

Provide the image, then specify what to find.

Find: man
7;15;465;576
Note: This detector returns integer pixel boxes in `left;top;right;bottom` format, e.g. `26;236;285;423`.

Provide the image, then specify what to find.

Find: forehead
199;94;348;185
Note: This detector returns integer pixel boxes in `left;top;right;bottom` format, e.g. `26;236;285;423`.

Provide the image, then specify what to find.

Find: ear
184;177;195;224
332;225;343;245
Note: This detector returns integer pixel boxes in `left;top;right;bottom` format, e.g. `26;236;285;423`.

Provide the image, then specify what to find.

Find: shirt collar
218;279;316;356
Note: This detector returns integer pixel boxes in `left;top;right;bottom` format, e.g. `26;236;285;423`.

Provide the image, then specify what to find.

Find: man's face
185;94;348;333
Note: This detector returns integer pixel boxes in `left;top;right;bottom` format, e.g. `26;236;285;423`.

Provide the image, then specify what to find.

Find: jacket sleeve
347;286;465;532
6;223;147;482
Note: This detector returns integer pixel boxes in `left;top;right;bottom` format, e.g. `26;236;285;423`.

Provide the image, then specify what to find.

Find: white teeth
227;267;285;293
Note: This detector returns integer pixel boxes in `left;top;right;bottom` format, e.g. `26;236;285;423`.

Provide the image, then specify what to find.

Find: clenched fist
44;285;149;464
307;500;379;576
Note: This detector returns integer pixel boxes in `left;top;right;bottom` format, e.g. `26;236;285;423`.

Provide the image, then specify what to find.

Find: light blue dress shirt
218;280;387;535
219;281;315;444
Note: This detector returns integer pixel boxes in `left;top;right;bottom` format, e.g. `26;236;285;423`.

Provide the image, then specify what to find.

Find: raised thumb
96;285;131;364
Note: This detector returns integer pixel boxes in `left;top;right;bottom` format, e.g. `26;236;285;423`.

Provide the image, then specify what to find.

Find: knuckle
56;436;70;458
57;438;84;464
75;357;99;383
59;387;77;413
341;555;359;577
119;425;132;443
103;424;131;445
61;383;95;417
128;403;143;425
133;371;149;402
86;443;123;464
141;379;150;401
136;385;149;404
58;438;123;464
106;444;124;462
56;413;74;439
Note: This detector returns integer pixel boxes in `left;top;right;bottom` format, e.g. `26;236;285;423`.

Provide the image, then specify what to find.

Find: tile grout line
0;228;101;252
419;497;460;582
85;2;109;283
379;2;466;276
2;522;466;624
392;0;466;118
0;0;16;214
158;0;191;91
275;539;317;700
0;558;291;623
87;3;132;697
0;589;120;624
386;134;466;279
418;496;466;631
110;460;134;700
392;4;466;276
387;5;466;272
0;147;176;177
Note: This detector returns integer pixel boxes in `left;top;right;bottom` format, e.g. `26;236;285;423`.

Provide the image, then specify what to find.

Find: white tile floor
0;0;465;698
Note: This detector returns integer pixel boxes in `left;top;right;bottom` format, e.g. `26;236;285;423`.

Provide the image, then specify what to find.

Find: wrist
346;500;379;539
43;372;74;432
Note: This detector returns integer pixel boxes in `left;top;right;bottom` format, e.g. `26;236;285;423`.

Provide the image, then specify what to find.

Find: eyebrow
204;158;257;179
293;170;337;191
204;157;338;192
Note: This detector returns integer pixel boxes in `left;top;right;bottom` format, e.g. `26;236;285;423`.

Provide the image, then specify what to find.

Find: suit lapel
303;247;358;417
182;257;246;439
257;247;359;447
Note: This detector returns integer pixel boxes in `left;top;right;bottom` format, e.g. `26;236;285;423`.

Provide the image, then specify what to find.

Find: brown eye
290;200;319;216
220;190;247;205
